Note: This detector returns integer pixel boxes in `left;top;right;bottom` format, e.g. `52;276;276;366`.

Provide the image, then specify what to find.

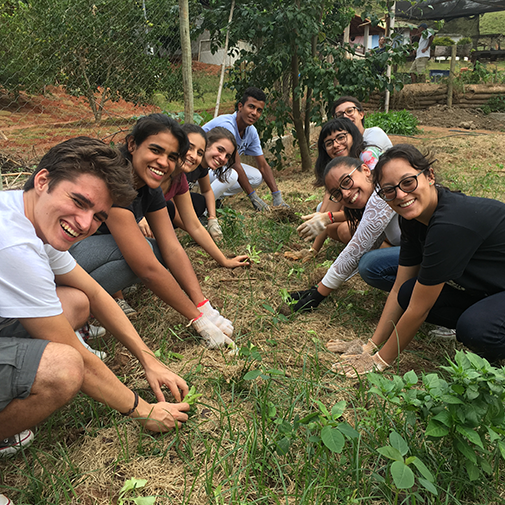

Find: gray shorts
0;321;49;412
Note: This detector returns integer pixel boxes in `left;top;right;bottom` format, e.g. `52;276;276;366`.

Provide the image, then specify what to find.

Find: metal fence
0;0;208;185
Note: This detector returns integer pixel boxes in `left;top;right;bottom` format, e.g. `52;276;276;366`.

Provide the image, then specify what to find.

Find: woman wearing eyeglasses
295;118;383;256
332;96;392;152
288;156;401;319
336;144;505;377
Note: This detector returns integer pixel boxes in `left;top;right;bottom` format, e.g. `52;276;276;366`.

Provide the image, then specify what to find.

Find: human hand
297;212;332;241
284;248;316;263
224;255;250;269
332;352;389;378
138;217;154;238
289;285;326;312
199;300;234;337
272;190;289;207
192;314;236;350
139;401;190;432
144;362;189;403
248;191;270;211
207;218;223;241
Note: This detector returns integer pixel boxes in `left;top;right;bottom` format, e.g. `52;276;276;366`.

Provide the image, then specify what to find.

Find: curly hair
24;137;136;207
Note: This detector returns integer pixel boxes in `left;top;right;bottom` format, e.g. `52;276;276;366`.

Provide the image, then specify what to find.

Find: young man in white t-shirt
410;23;435;83
0;138;190;470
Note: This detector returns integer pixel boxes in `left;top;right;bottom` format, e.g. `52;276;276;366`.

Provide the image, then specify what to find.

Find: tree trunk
303;34;317;147
179;0;194;123
291;51;311;171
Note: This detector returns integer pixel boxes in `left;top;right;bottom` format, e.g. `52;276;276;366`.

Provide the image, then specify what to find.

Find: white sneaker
75;325;107;360
0;494;13;505
0;429;34;457
428;326;456;341
88;324;106;338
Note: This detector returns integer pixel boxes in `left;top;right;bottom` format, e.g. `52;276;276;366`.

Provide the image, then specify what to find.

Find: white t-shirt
321;192;400;290
416;30;434;59
0;190;76;329
363;127;393;152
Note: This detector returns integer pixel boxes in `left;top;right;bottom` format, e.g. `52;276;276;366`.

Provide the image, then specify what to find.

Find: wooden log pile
364;84;505;111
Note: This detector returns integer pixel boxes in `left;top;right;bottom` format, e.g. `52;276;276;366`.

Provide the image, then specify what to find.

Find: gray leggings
69;234;164;295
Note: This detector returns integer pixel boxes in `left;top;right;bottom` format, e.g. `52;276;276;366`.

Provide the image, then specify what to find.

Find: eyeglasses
334;106;358;118
324;132;348;150
328;165;359;202
377;168;429;202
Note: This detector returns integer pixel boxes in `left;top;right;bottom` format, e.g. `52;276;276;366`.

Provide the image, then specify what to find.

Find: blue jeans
69;234;164;295
358;247;400;292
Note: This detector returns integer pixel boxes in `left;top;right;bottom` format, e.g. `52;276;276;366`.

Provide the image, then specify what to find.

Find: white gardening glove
192;314;236;350
326;338;378;355
332;352;389;378
272;190;289;207
297;212;332;241
207;218;223;241
248;191;270;211
198;299;233;337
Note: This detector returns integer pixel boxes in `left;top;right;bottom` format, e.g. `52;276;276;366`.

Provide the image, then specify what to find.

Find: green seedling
182;386;203;405
245;244;262;263
118;478;156;505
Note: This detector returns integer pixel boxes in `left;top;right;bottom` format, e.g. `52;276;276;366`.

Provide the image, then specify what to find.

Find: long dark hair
120;113;189;164
314;118;365;187
324;156;370;235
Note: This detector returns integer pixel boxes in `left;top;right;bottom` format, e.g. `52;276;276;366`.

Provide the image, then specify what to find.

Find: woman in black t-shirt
336;144;505;377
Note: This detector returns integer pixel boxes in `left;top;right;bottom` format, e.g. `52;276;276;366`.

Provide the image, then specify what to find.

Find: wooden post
343;24;351;58
364;24;370;54
214;0;235;118
447;44;457;107
384;1;396;113
179;0;194;123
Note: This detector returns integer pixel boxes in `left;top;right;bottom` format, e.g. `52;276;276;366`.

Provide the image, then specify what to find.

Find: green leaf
426;420;449;437
330;400;346;419
432;410;451;427
321;425;345;453
456;425;484;449
314;400;330;417
337;422;359;440
403;370;418;386
243;370;263;380
410;457;435;482
121;479;147;494
391;461;415;489
276;436;291;456
377;446;404;462
133;498;156;505
418;477;438;495
456;439;477;464
389;431;409;457
466;461;480;481
498;440;505;460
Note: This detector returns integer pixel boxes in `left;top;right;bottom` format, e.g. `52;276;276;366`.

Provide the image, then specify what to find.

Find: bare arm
55;265;189;402
105;206;202;320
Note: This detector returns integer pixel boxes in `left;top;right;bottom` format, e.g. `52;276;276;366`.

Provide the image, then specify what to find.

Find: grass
153;72;236;115
1;131;505;504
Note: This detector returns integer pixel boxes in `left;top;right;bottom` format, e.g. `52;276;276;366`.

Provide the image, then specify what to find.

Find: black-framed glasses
377;168;429;202
324;132;348;150
334;106;358;118
329;165;359;202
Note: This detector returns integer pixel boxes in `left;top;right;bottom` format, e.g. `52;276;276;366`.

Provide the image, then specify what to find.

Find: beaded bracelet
121;391;139;417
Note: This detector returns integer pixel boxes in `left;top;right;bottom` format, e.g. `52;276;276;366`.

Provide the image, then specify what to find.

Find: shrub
482;95;505;114
365;110;420;135
457;37;472;45
433;36;455;46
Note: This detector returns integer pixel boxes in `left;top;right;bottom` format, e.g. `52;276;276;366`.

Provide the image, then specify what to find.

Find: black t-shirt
98;185;166;234
186;164;209;191
399;187;505;296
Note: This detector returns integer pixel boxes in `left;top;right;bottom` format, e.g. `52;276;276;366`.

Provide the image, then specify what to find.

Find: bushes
365;110;420;135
